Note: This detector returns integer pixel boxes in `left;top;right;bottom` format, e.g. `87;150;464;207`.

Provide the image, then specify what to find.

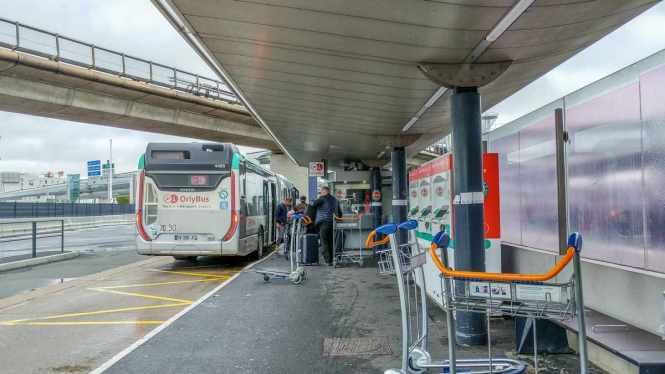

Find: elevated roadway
0;19;278;151
0;172;135;202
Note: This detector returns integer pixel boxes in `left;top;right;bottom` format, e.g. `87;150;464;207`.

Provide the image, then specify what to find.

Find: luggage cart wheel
407;348;429;374
263;275;270;282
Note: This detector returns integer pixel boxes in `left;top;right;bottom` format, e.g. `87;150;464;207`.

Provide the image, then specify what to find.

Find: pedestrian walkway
100;254;602;374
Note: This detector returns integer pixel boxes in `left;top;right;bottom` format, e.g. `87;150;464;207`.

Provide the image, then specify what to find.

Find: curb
0;251;80;272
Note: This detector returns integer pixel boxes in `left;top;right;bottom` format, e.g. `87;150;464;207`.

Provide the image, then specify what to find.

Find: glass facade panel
489;133;521;245
519;116;558;251
489;60;665;273
641;65;665;272
565;82;644;267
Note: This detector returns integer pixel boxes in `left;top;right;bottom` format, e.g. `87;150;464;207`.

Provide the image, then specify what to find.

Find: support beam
451;86;486;346
370;167;382;231
391;147;407;246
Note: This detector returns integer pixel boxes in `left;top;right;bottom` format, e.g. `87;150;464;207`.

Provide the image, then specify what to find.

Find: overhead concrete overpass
0;19;278;151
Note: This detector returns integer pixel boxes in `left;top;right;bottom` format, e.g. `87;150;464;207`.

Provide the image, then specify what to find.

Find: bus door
270;182;277;242
262;180;271;242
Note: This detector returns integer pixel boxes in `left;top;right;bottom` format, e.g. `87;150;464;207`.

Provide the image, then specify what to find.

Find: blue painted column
452;86;487;346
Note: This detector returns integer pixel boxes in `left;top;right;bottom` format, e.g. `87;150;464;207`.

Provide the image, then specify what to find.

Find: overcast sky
0;1;664;175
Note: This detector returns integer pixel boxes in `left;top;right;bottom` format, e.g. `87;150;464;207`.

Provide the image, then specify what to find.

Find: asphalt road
0;224;143;299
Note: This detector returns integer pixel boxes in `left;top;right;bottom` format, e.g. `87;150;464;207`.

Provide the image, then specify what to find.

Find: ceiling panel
160;0;658;164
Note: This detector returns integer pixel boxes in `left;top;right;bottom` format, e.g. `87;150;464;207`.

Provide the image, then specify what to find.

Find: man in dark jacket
306;186;342;265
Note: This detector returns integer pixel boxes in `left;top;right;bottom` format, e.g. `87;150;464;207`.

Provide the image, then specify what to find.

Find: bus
135;142;298;260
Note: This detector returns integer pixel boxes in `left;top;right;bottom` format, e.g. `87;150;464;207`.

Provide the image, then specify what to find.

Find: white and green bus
136;142;297;260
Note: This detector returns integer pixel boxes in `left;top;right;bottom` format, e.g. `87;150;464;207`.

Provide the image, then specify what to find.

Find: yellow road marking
98;278;223;289
14;321;166;326
2;303;187;325
1;265;240;327
89;288;194;304
152;269;239;279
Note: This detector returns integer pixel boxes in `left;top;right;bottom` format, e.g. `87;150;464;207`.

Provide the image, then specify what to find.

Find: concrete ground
0;224;140;299
0;254;250;374
102;254;606;374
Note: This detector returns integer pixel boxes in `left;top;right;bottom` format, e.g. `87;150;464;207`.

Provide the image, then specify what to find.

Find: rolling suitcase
300;233;319;265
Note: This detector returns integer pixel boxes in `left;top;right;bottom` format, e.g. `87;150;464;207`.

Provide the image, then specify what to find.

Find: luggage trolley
366;220;589;374
255;214;310;285
333;215;364;267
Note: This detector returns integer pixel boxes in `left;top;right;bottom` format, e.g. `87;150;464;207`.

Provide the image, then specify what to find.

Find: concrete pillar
370;167;382;229
391;147;408;246
451;86;486;345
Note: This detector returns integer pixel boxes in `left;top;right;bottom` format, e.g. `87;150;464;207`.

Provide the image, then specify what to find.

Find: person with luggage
306;186;342;266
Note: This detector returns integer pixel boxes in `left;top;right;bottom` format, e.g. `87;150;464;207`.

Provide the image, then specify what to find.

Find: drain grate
323;337;392;357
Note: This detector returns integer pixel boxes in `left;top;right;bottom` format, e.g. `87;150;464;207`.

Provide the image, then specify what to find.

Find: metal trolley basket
366;220;589;374
254;214;310;285
333;215;365;267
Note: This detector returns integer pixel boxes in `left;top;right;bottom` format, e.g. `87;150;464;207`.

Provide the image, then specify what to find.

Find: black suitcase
299;233;319;265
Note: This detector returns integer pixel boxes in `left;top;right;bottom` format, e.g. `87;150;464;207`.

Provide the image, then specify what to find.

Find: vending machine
409;153;501;306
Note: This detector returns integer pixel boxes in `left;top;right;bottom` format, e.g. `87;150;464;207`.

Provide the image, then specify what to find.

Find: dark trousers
317;221;334;264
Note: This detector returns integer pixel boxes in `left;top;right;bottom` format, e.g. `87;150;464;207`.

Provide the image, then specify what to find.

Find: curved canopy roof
154;0;658;165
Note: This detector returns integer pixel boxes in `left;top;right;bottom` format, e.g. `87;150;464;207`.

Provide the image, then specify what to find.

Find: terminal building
1;2;665;374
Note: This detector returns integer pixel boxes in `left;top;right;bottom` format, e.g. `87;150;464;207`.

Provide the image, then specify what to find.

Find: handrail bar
429;242;575;282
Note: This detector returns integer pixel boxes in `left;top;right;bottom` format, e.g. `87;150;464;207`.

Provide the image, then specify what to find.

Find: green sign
67;174;80;202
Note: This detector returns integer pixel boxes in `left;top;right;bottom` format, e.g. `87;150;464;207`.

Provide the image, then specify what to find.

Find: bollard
31;221;37;258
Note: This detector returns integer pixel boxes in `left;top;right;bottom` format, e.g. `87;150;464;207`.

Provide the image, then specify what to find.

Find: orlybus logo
164;194;179;204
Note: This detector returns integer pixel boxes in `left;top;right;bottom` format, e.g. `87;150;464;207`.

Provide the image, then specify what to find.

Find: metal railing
0;17;238;103
0;202;135;219
0;219;65;259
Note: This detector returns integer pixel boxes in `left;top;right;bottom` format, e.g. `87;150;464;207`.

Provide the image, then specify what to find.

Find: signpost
67;174;80;202
87;160;101;177
308;161;325;177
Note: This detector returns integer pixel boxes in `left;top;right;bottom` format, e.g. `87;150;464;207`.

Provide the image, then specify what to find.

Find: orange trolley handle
429;232;582;282
365;229;390;249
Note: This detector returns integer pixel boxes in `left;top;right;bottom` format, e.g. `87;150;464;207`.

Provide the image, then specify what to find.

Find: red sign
482;153;501;239
372;190;381;201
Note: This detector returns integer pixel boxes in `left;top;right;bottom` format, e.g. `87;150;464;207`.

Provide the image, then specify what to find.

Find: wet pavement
101;254;606;374
0;255;250;374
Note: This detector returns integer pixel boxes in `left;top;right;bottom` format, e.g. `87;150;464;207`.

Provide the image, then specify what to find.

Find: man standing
306;186;342;265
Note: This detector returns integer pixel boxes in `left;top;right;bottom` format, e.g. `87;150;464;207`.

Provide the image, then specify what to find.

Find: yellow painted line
2;303;187;324
98;278;224;289
90;288;194;304
1;265;241;327
17;320;166;326
153;269;240;279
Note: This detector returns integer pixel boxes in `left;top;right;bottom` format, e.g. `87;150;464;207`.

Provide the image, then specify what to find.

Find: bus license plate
174;234;198;241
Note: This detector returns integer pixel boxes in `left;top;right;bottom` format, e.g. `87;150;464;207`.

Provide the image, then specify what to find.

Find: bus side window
240;161;247;197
